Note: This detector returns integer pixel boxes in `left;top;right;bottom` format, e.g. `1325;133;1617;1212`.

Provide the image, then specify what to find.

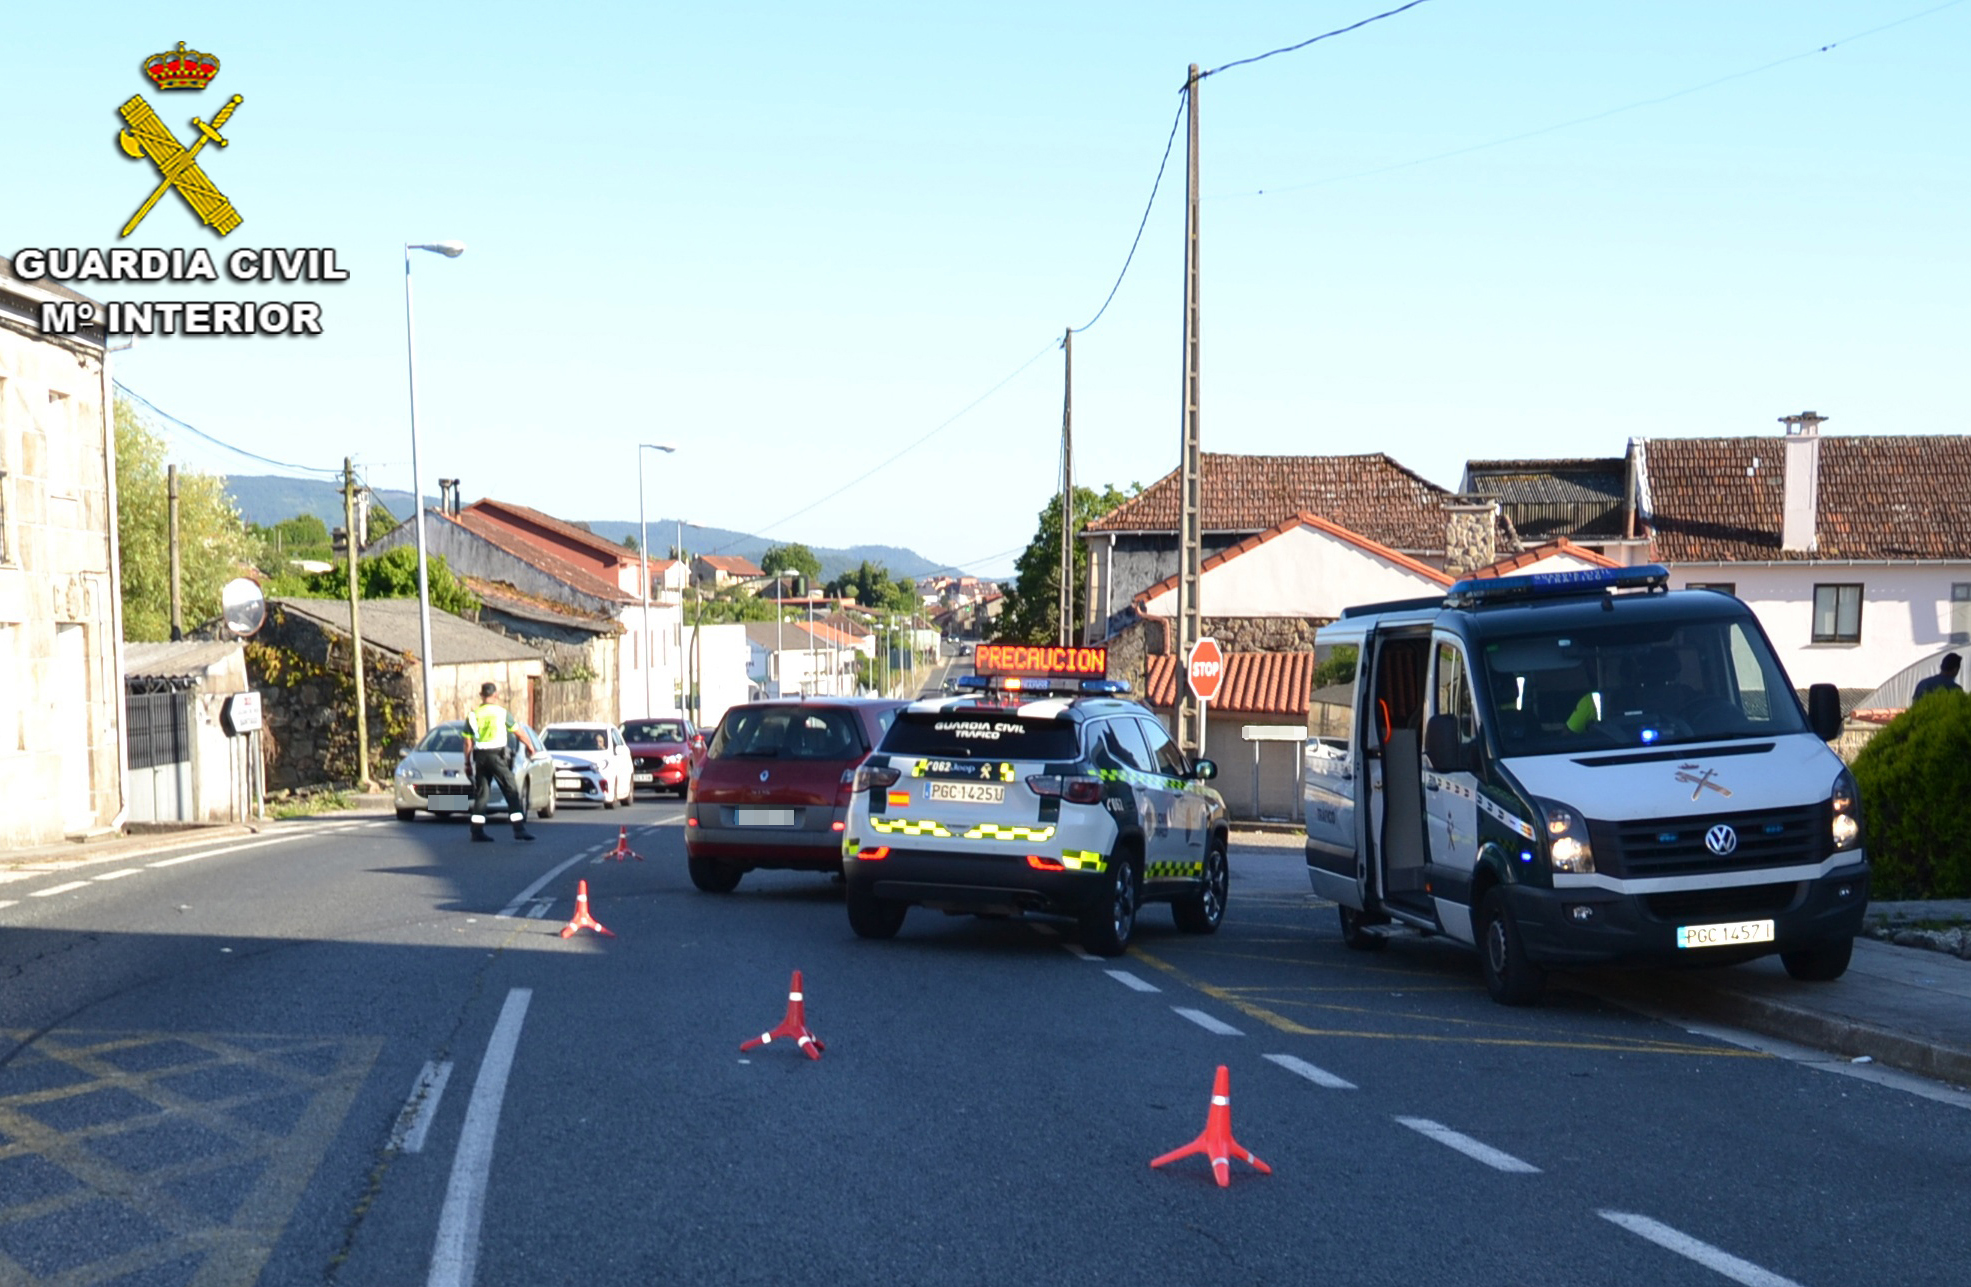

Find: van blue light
953;675;1131;695
1445;564;1671;608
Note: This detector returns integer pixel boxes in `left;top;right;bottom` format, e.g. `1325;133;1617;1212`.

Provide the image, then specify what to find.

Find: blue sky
5;2;1965;578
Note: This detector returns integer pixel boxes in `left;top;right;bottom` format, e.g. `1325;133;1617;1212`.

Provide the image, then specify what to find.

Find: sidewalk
0;793;399;875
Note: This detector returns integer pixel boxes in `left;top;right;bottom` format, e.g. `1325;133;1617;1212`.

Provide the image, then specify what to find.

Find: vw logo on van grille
1704;824;1739;856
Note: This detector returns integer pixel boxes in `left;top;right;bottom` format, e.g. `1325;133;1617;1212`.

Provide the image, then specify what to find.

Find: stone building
0;256;125;846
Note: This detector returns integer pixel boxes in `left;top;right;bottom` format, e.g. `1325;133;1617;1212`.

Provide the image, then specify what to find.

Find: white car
540;721;635;808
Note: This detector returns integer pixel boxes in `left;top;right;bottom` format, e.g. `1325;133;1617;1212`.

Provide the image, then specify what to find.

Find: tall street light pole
637;442;677;717
403;239;466;731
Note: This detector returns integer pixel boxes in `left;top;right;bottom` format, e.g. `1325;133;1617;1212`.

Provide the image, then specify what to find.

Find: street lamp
403;239;465;731
637;442;677;717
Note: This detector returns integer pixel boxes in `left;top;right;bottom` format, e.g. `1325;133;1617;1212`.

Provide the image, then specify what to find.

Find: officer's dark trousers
469;749;526;830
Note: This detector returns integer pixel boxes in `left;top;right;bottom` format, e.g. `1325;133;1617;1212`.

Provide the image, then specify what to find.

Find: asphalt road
2;803;1967;1286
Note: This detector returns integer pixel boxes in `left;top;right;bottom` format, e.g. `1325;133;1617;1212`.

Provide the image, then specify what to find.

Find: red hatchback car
685;698;905;893
622;716;706;798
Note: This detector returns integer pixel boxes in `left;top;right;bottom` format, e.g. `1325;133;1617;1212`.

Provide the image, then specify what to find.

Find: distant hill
222;474;966;584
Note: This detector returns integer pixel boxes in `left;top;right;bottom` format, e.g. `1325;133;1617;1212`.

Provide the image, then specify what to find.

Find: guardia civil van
1302;565;1867;1005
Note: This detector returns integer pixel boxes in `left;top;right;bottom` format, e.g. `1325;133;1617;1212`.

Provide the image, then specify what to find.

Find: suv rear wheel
688;853;743;893
1172;836;1228;934
846;883;907;939
1081;852;1139;957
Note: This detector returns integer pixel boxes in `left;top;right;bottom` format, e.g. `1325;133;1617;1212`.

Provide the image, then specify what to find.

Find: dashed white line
146;833;302;869
92;869;142;882
496;853;596;918
1172;1007;1243;1036
1263;1052;1356;1090
388;1060;455;1154
1600;1212;1805;1287
0;900;16;911
428;988;532;1287
1062;944;1097;961
523;900;553;920
1395;1117;1540;1173
1104;969;1160;993
30;881;91;898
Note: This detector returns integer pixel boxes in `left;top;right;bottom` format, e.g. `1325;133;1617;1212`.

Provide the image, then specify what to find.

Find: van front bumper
1506;860;1870;966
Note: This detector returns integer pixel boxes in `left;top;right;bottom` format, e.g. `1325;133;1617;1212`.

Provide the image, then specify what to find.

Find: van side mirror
1806;683;1843;742
1191;757;1217;781
1424;714;1469;773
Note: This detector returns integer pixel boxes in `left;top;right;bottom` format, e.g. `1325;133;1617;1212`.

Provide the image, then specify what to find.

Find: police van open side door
1421;635;1482;946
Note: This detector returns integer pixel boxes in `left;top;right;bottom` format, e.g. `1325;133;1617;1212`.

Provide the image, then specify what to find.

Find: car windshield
708;707;863;761
1479;613;1809;756
623;720;687;742
416;726;467;754
881;710;1079;760
542;728;609;752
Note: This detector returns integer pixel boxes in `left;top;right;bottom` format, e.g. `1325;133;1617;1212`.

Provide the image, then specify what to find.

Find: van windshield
1478;614;1809;755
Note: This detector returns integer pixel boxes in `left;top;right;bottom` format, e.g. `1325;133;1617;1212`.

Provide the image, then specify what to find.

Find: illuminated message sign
972;644;1108;678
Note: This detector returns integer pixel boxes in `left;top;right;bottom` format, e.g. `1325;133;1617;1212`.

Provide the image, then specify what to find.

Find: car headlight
399;765;422;780
1831;768;1862;851
1536;798;1595;873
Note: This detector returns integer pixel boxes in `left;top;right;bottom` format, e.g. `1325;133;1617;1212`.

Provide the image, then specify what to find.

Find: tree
759;542;820;586
116;399;257;642
998;483;1136;644
827;560;914;610
303;545;479;616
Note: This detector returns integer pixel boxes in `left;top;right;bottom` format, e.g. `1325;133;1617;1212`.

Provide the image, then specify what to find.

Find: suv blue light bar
954;675;1131;695
1445;563;1671;608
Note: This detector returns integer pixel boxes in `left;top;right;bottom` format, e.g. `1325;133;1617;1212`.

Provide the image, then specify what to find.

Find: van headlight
1537;798;1595;873
1830;768;1861;852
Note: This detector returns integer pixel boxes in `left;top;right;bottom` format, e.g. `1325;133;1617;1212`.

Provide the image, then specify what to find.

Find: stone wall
1444;501;1499;577
246;605;421;790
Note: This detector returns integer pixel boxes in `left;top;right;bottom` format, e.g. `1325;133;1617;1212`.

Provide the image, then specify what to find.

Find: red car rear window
708;706;864;762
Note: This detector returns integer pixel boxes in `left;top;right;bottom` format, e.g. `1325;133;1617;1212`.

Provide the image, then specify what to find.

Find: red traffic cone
739;970;824;1060
1150;1065;1270;1187
558;879;615;938
605;826;643;862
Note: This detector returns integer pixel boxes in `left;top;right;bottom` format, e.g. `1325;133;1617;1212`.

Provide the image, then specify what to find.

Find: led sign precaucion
972;644;1108;677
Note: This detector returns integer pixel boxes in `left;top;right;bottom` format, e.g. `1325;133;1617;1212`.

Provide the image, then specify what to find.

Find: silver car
392;720;559;822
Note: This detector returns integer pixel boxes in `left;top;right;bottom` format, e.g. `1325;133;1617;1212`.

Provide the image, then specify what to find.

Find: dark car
622;716;705;798
684;698;906;892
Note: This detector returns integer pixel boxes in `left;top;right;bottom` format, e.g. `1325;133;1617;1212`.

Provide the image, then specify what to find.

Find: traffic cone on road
740;970;824;1060
558;879;615;938
605;826;643;861
1150;1065;1270;1188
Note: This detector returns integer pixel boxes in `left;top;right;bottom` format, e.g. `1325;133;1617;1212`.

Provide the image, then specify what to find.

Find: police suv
841;675;1231;955
1304;565;1868;1004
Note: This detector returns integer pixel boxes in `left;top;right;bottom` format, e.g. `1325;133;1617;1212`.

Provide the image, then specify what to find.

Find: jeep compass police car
840;677;1231;955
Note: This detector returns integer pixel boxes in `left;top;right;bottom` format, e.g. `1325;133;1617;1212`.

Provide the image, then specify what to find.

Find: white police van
1303;565;1867;1004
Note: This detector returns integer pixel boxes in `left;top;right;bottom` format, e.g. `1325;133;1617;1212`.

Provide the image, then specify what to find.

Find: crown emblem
144;41;220;91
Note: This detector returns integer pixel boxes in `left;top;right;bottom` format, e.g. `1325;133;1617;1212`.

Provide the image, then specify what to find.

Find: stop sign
1186;637;1224;702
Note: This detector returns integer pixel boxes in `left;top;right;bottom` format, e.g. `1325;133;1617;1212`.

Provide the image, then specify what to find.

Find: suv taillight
853;764;902;793
1027;775;1101;805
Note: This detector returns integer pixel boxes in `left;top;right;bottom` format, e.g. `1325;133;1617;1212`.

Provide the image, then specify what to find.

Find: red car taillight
1027;775;1102;805
852;763;902;793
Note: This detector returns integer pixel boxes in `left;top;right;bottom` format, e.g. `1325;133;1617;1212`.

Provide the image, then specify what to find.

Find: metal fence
126;689;191;771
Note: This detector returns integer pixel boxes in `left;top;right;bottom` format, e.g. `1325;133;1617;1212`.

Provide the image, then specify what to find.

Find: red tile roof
1084;453;1466;552
444;511;632;603
1643;435;1971;562
1467;538;1620;579
700;554;765;577
1144;651;1316;717
464;499;634;567
1132;511;1453;609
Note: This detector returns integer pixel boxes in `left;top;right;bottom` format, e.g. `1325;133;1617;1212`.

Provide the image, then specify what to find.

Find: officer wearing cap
463;681;541;842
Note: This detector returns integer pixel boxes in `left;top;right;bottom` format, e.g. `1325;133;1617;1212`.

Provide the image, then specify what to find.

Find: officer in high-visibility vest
463;681;541;842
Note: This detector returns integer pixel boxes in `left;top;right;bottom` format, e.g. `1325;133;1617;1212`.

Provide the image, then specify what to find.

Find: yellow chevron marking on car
1145;859;1204;880
998;762;1017;783
961;823;1056;841
870;817;953;837
1060;849;1108;872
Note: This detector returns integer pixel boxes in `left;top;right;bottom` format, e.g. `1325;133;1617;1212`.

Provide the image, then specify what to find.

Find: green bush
1851;691;1971;899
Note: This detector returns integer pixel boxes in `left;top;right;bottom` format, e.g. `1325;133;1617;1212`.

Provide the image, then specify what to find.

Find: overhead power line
1202;0;1437;79
115;381;340;478
1071;96;1186;336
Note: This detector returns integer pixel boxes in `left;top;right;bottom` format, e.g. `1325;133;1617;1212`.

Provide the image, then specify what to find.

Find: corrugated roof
1144;651;1316;717
1642;435;1971;562
463;499;636;567
124;640;242;682
463;577;619;632
270;598;544;665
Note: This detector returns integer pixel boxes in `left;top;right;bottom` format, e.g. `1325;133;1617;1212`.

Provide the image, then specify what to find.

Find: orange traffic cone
740;970;824;1060
558;879;615;938
1150;1065;1270;1187
605;826;643;862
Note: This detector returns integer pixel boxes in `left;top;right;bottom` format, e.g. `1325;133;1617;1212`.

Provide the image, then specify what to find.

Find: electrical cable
1202;0;1436;79
1070;95;1186;336
114;381;340;477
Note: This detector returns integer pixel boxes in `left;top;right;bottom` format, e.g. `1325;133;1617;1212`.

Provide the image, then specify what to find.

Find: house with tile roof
1460;457;1648;560
692;553;766;591
1079;453;1515;642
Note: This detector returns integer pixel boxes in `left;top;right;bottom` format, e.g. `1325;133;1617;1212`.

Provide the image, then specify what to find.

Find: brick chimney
1779;412;1825;554
1444;499;1499;577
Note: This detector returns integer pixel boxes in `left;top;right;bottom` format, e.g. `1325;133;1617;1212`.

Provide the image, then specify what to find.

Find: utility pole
1173;63;1205;756
1058;326;1074;647
167;464;182;640
343;458;372;789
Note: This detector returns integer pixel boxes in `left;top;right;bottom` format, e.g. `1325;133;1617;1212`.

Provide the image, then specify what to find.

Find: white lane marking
1600;1211;1805;1287
1062;944;1096;961
523;900;552;920
497;853;595;918
0;871;39;885
1395;1117;1540;1173
146;833;304;868
1105;969;1160;993
1263;1052;1357;1090
1172;1007;1243;1036
427;988;531;1287
30;881;91;898
1657;1015;1971;1113
93;869;142;882
388;1061;455;1154
0;900;16;911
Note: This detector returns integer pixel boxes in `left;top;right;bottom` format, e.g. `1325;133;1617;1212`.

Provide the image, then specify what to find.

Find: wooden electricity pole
167;464;182;640
1058;327;1075;646
1173;64;1205;755
343;458;371;789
